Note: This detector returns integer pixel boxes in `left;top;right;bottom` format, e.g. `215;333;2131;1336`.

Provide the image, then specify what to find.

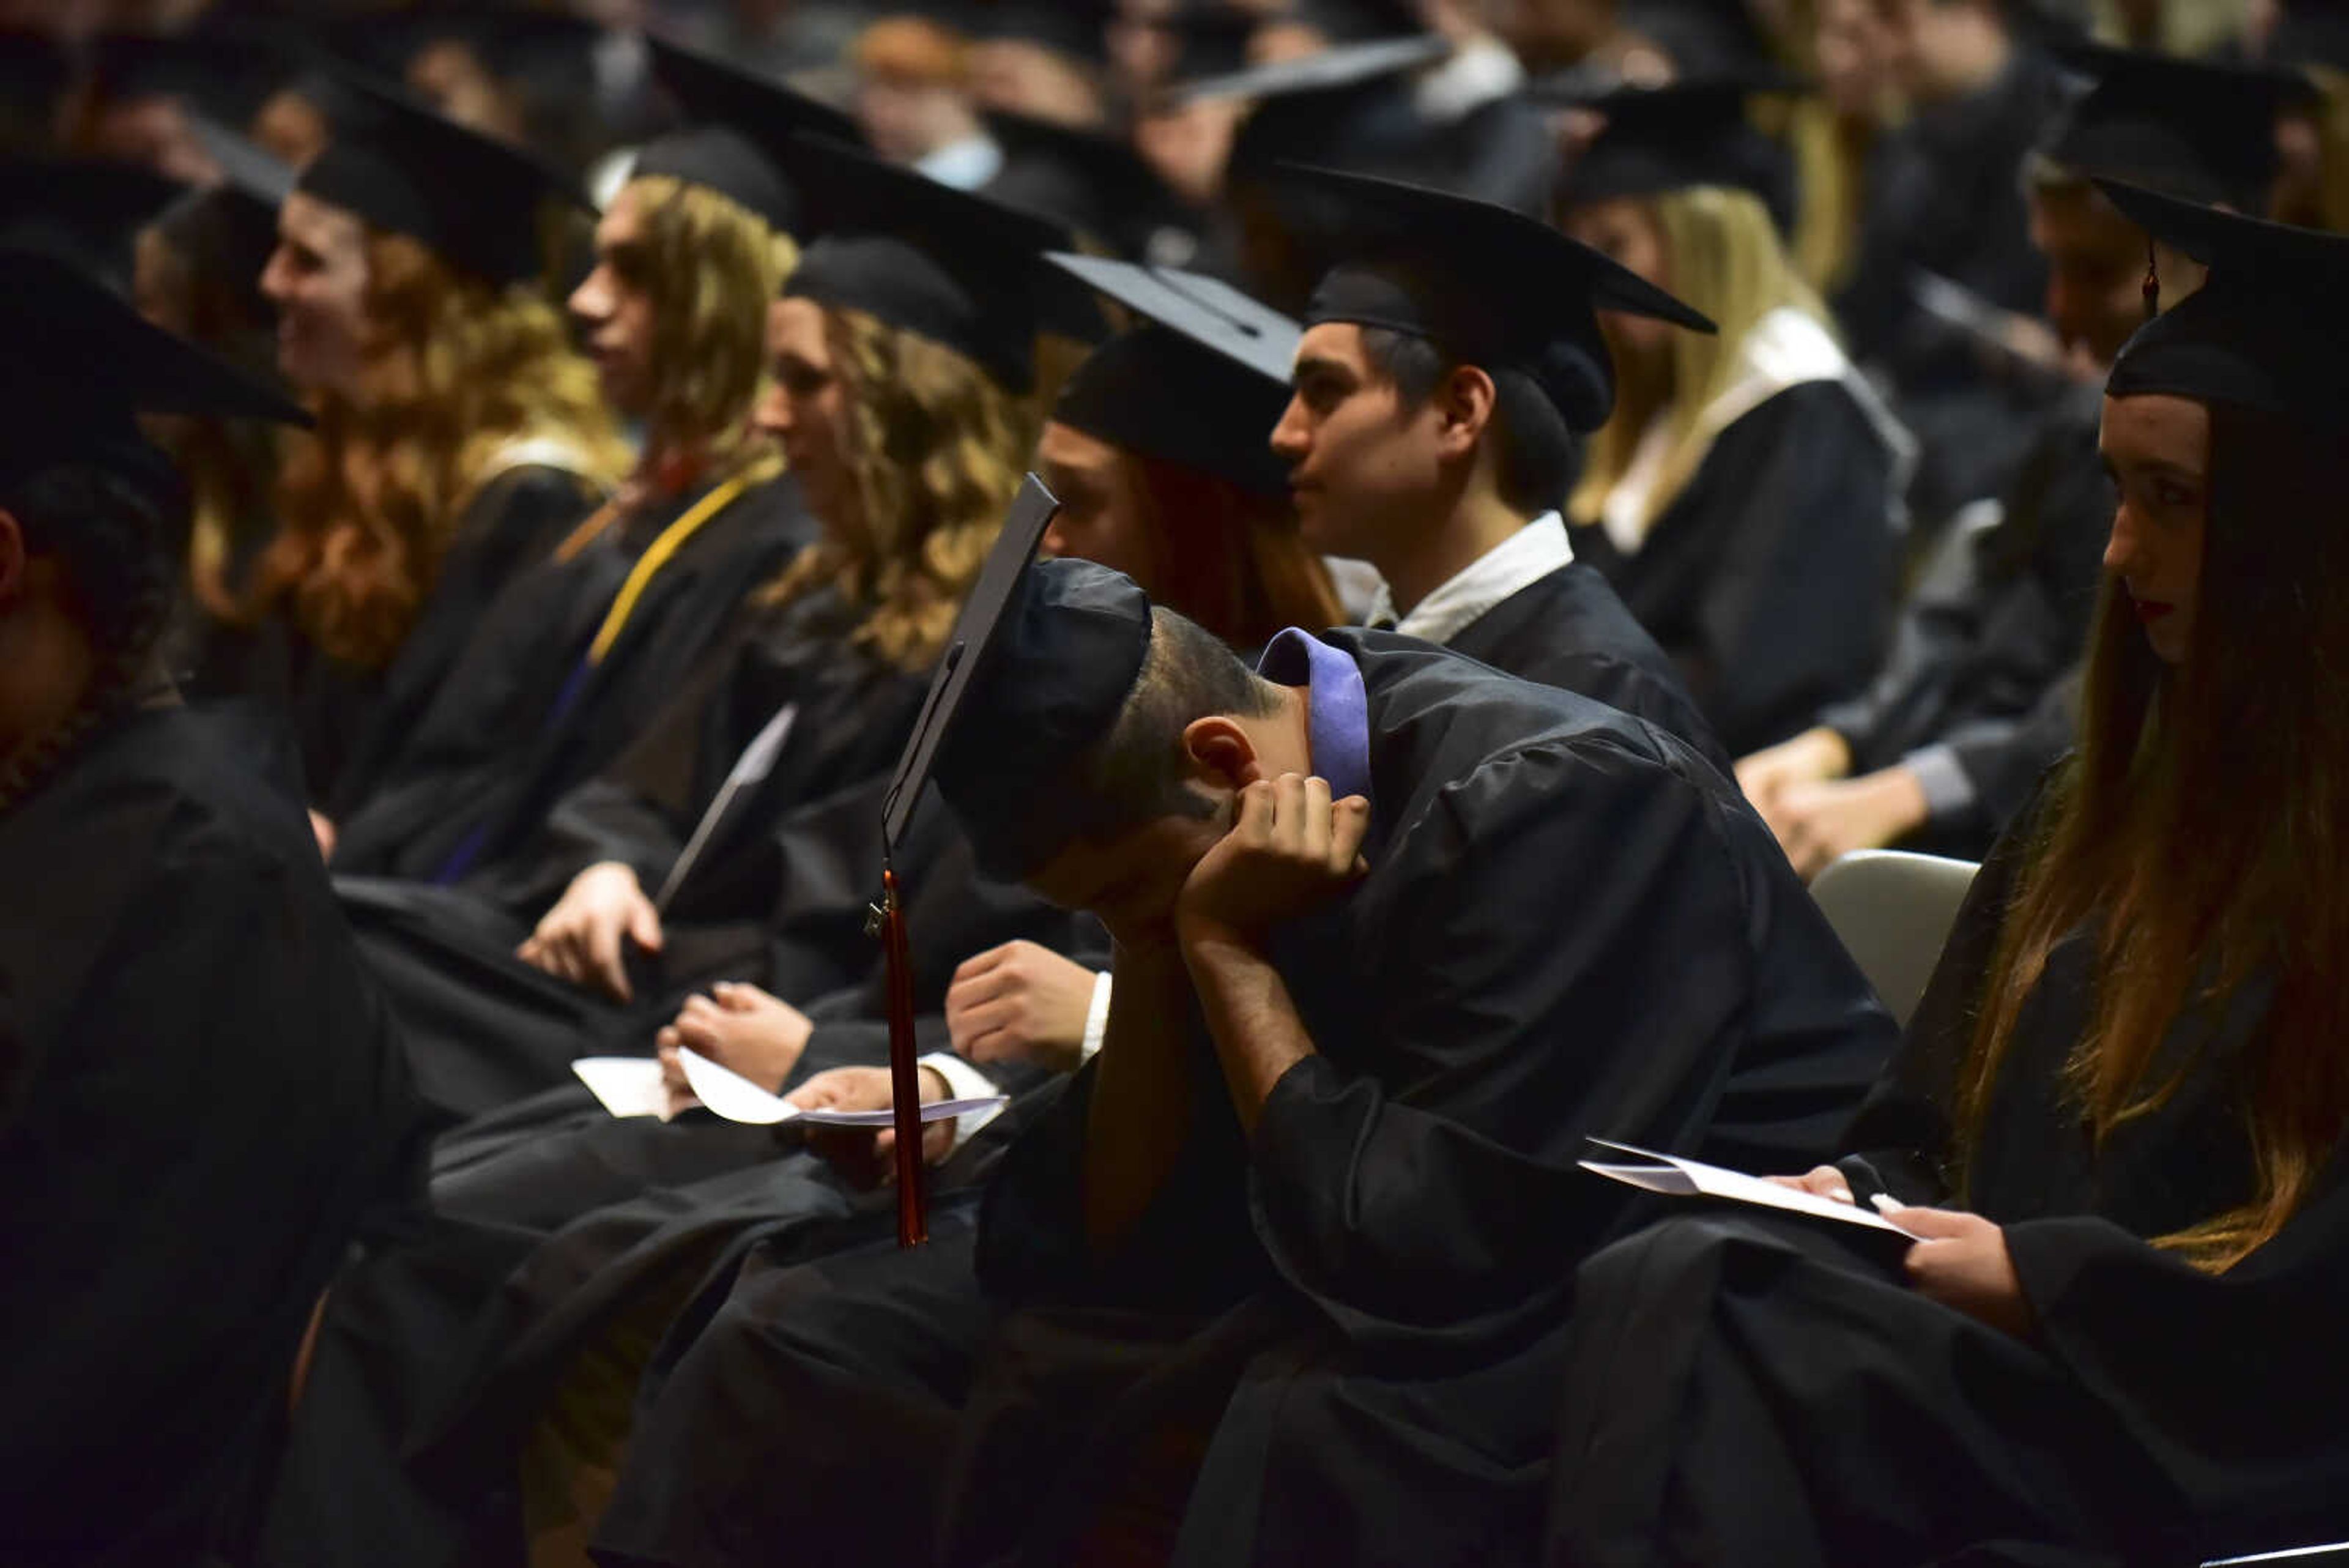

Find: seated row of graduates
9;36;2348;1568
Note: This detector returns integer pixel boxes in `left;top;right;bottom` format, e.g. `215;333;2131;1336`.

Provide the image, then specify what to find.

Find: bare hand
1891;1205;2034;1339
789;1065;954;1186
1174;774;1370;946
1734;726;1850;812
517;862;662;1000
661;981;812;1093
1763;1165;1856;1203
308;809;337;861
1764;767;1930;882
945;941;1099;1073
655;1038;698;1118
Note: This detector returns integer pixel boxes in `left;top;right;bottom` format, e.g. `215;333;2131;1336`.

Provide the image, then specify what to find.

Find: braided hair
0;455;187;816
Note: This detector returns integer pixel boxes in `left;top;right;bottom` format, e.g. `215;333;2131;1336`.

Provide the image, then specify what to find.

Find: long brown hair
623;173;797;465
242;228;629;668
1127;453;1338;649
1959;399;2349;1270
757;304;1037;671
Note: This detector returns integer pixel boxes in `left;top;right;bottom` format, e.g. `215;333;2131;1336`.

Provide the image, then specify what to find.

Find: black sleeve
1674;384;1903;755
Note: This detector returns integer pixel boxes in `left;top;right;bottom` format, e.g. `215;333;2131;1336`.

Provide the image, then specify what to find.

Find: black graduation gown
257;805;1096;1568
327;471;815;881
592;630;1899;1568
1568;380;1903;757
0;704;421;1568
1816;387;2106;854
206;464;604;813
1543;790;2349;1567
1442;560;1734;776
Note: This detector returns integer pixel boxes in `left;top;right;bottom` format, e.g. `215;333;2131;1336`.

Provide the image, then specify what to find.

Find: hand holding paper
568;1051;1004;1129
1577;1139;1923;1238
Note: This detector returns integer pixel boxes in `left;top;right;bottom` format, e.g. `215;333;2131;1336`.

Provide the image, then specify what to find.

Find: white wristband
1080;971;1113;1061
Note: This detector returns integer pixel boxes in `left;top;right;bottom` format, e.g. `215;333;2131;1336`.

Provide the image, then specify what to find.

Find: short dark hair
1068;606;1279;841
1357;326;1582;513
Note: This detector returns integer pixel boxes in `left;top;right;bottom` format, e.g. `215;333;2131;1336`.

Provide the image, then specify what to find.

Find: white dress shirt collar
1367;512;1573;645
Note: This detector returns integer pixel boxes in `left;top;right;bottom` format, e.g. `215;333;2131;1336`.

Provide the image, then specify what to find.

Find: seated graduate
251;270;1353;1566
336;139;1066;1119
322;38;842;882
0;251;418;1568
1556;78;1915;758
221;76;628;825
590;551;1897;1568
1260;163;1732;771
1736;45;2308;873
1546;184;2349;1568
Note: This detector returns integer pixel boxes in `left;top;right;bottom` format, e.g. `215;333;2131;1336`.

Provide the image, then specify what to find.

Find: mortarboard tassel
2143;236;2161;322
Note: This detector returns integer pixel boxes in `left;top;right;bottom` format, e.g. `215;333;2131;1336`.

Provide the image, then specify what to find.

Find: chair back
1809;850;1981;1029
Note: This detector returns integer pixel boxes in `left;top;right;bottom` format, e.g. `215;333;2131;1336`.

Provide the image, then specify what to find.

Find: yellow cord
584;472;754;666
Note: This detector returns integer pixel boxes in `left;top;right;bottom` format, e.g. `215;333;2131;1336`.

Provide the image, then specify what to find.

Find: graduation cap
2097;177;2349;420
0;245;310;494
1284;163;1715;430
1046;252;1299;494
0;160;185;284
1543;75;1802;234
981;108;1180;255
633;31;862;234
868;474;1105;1241
1183;31;1453;198
292;72;588;286
2043;42;2312;212
781;132;1102;392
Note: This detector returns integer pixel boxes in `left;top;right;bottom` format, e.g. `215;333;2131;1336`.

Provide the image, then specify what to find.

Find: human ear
1433;364;1496;460
0;510;23;606
1182;715;1262;793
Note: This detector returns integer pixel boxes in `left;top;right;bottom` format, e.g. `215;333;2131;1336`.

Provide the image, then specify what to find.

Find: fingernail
1869;1192;1900;1214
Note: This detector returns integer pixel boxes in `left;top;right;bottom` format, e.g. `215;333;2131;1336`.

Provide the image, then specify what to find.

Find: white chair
1808;850;1981;1029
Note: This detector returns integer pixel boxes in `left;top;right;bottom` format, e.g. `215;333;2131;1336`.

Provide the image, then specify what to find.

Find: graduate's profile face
2028;185;2170;374
757;299;859;537
1037;422;1157;592
2099;392;2209;667
1562;199;1679;375
261;193;371;399
571;185;658;418
1274;322;1447;559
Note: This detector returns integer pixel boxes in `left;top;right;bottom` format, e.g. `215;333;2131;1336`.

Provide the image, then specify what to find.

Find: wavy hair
759;304;1037;671
1568;186;1835;537
623;174;798;464
242;228;629;669
1958;401;2349;1272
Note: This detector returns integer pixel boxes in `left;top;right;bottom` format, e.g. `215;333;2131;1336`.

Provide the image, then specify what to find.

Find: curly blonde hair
624;174;798;463
245;228;629;669
760;305;1038;671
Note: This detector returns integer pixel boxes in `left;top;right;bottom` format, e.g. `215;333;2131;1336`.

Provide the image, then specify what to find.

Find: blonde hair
624;174;798;463
759;304;1037;671
247;229;629;669
1568;186;1835;536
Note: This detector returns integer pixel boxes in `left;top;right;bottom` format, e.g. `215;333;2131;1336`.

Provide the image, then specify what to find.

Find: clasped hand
1174;773;1370;945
